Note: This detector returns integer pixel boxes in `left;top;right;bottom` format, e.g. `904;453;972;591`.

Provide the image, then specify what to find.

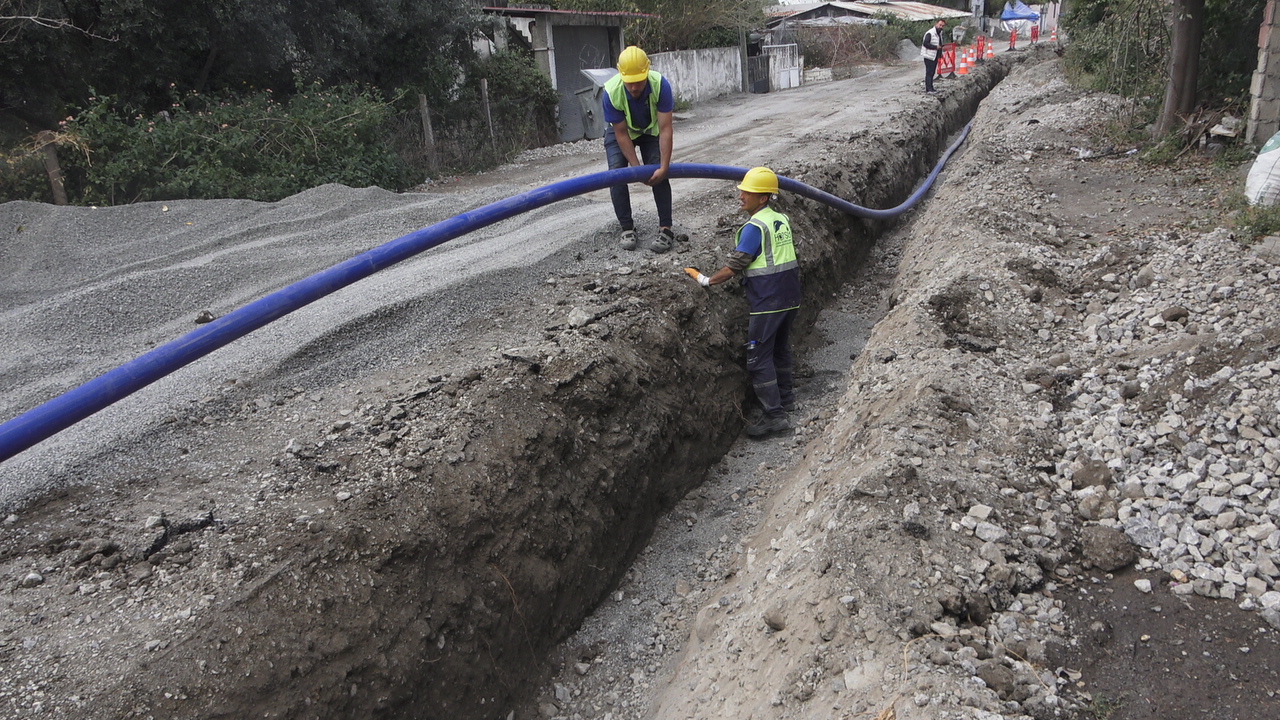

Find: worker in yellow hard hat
684;167;802;439
603;46;677;253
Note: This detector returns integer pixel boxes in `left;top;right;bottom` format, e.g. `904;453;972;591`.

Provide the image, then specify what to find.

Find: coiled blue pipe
0;123;971;464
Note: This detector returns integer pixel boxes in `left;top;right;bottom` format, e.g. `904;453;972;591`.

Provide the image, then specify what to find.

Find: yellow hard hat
737;167;779;195
617;46;651;83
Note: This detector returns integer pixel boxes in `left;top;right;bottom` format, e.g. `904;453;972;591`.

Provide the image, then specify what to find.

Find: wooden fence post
417;93;438;173
36;131;68;206
480;78;495;149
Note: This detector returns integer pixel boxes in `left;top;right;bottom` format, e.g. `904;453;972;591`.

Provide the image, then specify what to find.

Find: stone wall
1250;0;1280;147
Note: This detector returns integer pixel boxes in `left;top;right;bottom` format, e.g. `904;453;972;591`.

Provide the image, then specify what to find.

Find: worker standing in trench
603;46;677;253
684;167;800;439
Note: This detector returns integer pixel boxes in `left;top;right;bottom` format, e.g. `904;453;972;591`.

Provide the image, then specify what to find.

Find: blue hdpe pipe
0;123;971;464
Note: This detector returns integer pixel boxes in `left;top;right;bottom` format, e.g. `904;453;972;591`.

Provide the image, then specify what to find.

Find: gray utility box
576;68;617;140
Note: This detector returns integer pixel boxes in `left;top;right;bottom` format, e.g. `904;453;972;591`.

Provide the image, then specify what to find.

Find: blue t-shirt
602;77;675;132
734;222;763;257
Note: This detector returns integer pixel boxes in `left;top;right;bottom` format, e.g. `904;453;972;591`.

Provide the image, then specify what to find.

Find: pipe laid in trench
0;122;971;465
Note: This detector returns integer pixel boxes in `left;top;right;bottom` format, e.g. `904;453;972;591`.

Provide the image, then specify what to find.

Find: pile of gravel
1056;228;1280;618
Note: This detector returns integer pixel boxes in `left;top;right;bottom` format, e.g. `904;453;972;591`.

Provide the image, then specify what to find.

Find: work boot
745;415;791;439
652;227;674;253
620;229;637;250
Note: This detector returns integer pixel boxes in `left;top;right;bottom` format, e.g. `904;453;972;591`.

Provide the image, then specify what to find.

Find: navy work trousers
746;309;797;419
604;131;673;230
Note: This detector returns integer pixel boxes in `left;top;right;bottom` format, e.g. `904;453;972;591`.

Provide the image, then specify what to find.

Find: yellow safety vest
743;206;797;278
604;70;664;139
739;206;801;314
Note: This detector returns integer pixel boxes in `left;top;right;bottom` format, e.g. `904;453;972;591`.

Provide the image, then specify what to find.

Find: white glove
684;267;710;286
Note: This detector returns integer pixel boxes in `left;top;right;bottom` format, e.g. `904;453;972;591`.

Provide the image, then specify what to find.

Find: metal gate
746;55;770;94
764;43;801;90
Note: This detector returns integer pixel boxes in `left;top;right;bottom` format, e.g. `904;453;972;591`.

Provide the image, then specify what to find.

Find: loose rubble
523;55;1280;720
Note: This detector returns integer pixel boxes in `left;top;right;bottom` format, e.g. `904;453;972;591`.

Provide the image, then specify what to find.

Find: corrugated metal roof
850;1;970;21
767;2;852;18
786;15;887;27
483;6;656;20
767;1;969;22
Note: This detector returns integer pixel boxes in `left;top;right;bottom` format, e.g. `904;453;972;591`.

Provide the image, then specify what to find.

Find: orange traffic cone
956;47;969;76
970;45;979;67
986;40;995;60
1050;27;1058;42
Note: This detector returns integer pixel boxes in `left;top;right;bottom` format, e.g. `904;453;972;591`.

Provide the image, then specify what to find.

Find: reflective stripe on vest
604;70;664;139
742;206;797;278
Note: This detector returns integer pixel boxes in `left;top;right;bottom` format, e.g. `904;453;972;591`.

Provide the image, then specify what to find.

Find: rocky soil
3;48;1280;720
520;56;1280;720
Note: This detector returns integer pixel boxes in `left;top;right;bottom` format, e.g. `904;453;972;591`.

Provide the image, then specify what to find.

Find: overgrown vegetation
1229;191;1280;241
0;0;481;128
1061;0;1265;158
552;0;766;51
786;16;944;74
26;85;414;205
420;50;562;175
1061;0;1170;101
1;49;559;204
1;2;560;205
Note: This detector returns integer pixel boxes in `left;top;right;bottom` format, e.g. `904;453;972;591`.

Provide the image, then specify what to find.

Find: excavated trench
303;60;1015;719
14;57;1023;720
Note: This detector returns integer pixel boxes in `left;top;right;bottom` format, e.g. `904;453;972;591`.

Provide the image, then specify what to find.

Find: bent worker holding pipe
604;46;677;253
684;167;801;439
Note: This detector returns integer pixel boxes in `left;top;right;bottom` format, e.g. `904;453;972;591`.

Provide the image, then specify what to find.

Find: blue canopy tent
1000;1;1040;38
1000;1;1040;21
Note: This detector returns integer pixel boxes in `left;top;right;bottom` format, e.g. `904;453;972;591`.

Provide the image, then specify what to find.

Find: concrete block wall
651;47;743;104
1250;0;1280;147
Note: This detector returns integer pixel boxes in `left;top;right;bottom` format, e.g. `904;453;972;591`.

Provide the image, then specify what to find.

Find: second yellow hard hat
737;167;779;195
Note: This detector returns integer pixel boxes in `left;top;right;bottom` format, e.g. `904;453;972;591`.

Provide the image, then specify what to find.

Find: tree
1062;0;1263;139
1155;0;1204;136
0;0;482;128
553;0;767;51
0;0;110;43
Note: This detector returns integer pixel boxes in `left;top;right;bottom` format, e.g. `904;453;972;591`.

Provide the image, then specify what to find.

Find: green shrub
419;50;560;173
1227;188;1280;242
1062;0;1169;99
56;83;416;205
0;149;57;203
2;49;561;204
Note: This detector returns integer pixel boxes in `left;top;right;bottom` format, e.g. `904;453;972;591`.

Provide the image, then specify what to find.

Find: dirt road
519;54;1280;720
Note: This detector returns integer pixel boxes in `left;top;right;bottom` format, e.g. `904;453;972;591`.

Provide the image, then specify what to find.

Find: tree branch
0;14;118;42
